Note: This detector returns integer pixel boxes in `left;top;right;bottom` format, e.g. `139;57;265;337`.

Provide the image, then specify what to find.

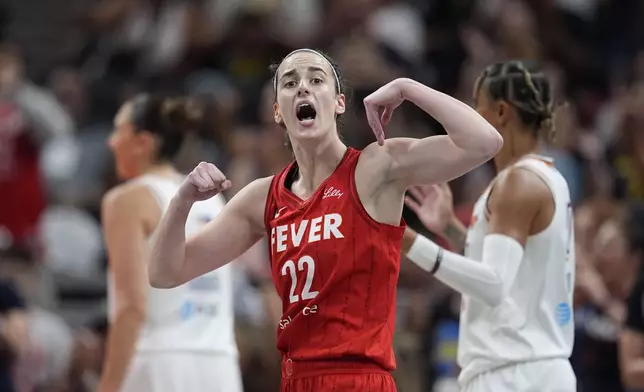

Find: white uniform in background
459;155;577;392
108;174;242;392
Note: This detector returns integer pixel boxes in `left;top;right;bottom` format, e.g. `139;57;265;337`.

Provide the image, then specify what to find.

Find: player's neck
140;162;179;178
493;131;539;172
291;134;347;194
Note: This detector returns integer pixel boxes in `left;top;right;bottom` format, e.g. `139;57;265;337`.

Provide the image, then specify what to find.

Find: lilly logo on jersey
322;187;343;199
271;213;345;254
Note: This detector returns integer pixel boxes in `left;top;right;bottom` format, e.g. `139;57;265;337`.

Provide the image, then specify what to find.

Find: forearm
403;220;466;255
99;309;144;392
441;218;467;253
401;78;502;156
405;231;522;307
148;197;192;288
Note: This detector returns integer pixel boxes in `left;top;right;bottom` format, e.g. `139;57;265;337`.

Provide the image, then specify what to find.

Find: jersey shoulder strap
511;155;557;194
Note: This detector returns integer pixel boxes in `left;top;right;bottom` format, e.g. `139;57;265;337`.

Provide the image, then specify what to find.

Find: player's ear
496;100;511;128
135;131;156;157
274;102;283;124
335;94;346;116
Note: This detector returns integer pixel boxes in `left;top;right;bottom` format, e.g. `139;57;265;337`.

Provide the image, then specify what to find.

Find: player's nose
296;82;311;97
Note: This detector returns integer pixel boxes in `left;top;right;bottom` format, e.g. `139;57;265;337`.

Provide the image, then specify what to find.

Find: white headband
272;48;341;94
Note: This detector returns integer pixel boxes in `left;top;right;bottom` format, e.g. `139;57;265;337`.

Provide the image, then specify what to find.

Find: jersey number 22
281;256;319;303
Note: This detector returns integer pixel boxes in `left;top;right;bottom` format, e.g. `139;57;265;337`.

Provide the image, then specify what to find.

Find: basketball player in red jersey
148;49;503;391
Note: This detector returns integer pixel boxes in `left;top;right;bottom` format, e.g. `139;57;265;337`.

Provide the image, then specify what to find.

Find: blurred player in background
404;61;576;392
99;95;241;392
148;48;502;391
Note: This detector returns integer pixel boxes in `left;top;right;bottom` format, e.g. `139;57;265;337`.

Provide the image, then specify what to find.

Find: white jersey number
281;256;319;303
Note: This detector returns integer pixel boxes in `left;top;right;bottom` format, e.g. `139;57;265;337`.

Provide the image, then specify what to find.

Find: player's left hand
404;183;455;235
363;78;407;146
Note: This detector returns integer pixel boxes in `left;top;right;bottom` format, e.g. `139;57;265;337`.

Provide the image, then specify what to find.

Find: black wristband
430;247;443;275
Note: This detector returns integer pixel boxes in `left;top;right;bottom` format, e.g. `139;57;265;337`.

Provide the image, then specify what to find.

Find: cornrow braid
476;60;556;142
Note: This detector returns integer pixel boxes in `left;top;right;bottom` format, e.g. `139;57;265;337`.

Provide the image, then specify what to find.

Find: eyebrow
279;66;328;81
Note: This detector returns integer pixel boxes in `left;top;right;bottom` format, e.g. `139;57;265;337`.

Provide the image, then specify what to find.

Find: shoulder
239;176;274;201
211;176;273;235
227;176;273;215
489;166;550;211
101;181;157;219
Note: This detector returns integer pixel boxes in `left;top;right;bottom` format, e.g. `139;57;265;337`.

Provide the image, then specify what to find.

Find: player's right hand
404;183;455;234
178;161;232;203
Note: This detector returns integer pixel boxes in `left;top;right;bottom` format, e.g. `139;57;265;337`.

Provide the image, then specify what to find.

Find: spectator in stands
618;202;644;389
573;216;631;392
0;44;74;257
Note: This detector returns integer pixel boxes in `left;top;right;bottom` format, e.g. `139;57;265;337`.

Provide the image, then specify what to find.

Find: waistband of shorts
281;357;390;379
458;356;570;386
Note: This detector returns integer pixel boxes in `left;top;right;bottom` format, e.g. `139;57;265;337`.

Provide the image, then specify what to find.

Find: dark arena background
0;0;643;391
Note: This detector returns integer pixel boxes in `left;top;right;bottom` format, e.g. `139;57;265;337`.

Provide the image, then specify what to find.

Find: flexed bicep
389;136;495;186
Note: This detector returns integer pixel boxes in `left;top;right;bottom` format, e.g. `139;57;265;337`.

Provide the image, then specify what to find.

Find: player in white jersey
402;61;576;392
99;95;241;392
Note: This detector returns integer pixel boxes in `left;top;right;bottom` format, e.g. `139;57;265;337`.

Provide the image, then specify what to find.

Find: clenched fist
178;162;232;203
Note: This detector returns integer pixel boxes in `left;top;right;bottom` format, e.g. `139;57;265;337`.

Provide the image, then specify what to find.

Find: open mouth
296;103;317;125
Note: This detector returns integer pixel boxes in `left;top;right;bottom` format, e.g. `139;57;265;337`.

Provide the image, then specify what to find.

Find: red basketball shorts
280;357;397;392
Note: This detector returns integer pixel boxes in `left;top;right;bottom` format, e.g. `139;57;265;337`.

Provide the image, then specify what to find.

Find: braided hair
475;61;556;141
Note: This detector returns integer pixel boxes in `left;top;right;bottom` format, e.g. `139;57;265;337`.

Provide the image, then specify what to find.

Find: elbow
481;281;505;308
479;127;504;160
147;254;184;289
148;269;181;289
483;293;504;308
148;275;180;289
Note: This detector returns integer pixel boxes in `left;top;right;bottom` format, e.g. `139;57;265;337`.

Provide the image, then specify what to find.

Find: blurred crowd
0;0;643;391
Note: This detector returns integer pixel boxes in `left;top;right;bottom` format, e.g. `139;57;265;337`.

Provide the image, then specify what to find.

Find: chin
116;164;138;181
289;122;329;143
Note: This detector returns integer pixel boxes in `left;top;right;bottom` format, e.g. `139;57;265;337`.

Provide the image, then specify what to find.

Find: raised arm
362;78;503;189
148;162;270;288
403;169;546;306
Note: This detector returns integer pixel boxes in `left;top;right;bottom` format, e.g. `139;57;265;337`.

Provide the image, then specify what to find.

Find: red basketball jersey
264;147;405;371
